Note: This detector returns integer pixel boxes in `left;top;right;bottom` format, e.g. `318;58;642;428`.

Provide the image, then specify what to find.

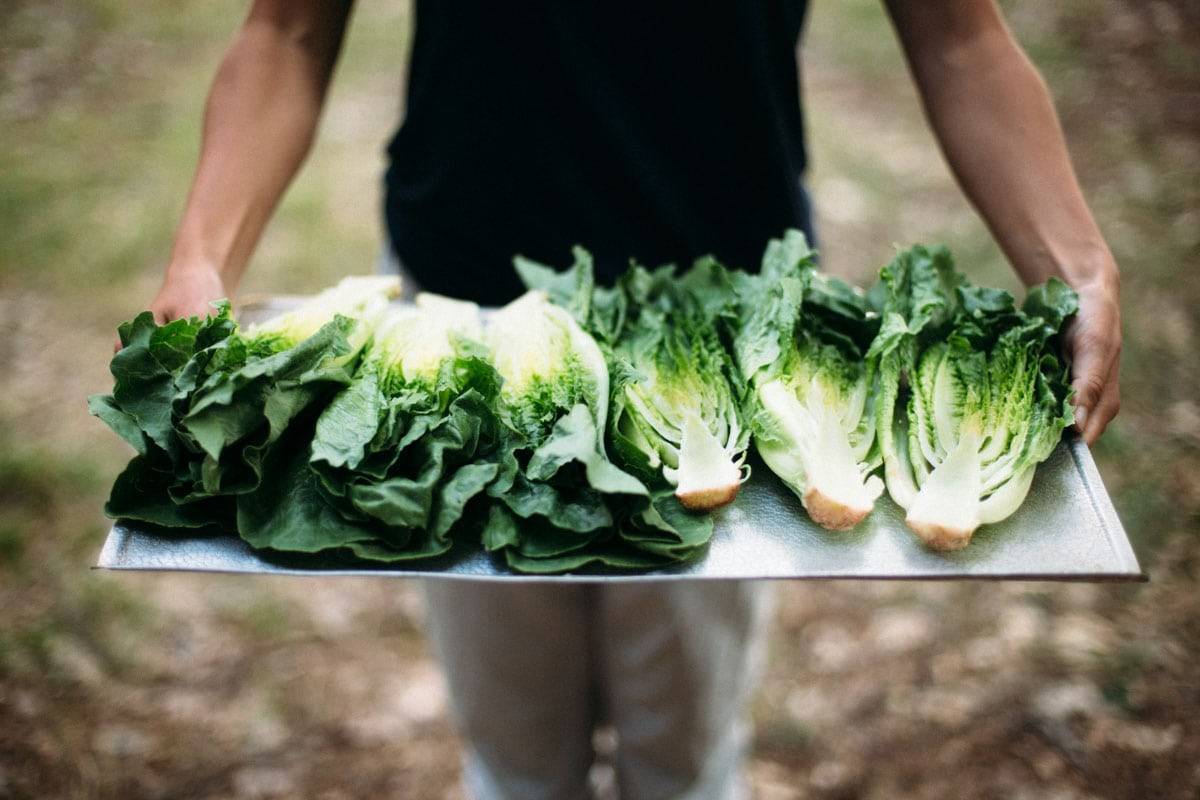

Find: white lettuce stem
669;412;743;510
757;379;882;531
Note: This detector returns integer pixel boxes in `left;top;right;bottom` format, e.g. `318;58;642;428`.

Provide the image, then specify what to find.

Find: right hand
114;266;229;351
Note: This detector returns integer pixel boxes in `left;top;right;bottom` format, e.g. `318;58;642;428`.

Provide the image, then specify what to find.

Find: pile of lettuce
92;235;1079;569
718;232;1076;549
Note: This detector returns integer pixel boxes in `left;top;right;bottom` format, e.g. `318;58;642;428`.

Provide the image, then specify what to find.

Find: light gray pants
423;581;775;800
378;248;774;798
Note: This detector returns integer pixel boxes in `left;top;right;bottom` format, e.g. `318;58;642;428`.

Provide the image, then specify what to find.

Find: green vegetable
237;293;502;561
178;275;398;495
480;289;674;571
603;264;750;511
869;245;1077;549
90;276;398;529
92;235;1083;572
512;250;742;569
89;302;239;529
733;231;883;530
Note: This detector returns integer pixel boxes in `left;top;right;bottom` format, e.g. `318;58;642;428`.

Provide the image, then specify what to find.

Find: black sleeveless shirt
384;1;812;305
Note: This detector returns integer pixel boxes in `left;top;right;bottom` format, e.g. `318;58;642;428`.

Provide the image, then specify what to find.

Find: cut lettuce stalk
665;411;744;510
755;377;883;529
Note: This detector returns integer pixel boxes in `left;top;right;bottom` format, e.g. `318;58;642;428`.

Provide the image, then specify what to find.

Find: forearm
887;2;1117;293
168;3;350;294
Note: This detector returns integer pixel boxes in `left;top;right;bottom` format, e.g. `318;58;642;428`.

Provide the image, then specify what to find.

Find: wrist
167;223;239;287
165;258;221;281
160;258;230;301
1068;252;1119;300
163;248;234;293
1037;238;1119;299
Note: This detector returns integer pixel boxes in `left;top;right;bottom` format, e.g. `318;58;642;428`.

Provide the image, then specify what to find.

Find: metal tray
96;439;1142;582
94;298;1143;582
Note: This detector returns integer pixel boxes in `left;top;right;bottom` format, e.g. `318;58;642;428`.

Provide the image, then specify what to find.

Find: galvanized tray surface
95;299;1143;582
97;439;1141;582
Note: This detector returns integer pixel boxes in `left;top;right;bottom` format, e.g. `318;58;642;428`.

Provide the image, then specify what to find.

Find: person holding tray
135;1;1121;797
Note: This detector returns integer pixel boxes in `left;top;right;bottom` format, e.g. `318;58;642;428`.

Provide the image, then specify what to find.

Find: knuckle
1074;374;1104;404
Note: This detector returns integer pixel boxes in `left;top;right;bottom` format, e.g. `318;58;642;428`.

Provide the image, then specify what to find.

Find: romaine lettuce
733;231;884;530
237;293;502;562
869;245;1077;549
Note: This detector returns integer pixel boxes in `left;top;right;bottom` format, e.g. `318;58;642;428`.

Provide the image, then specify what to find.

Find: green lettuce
869;245;1077;549
177;276;397;497
89;303;240;530
732;231;884;530
601;264;750;511
236;293;502;562
479;289;647;570
90;276;399;530
478;285;714;573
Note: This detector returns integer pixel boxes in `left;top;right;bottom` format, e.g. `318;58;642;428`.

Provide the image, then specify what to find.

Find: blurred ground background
1;1;1197;798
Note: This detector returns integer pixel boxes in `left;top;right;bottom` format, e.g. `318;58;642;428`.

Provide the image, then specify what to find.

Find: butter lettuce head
90;275;400;532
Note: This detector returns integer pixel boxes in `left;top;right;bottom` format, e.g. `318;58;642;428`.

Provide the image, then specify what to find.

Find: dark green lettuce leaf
92;299;374;539
302;304;504;560
105;454;234;533
181;315;357;485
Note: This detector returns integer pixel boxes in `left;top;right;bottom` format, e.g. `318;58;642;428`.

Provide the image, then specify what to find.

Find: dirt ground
1;2;1197;798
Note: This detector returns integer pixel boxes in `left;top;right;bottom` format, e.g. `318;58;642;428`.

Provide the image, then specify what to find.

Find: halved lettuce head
517;248;751;512
492;268;721;573
605;264;750;511
869;245;1077;550
479;290;664;571
733;230;883;530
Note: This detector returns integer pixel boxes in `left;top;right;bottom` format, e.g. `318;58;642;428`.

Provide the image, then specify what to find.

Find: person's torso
385;0;811;304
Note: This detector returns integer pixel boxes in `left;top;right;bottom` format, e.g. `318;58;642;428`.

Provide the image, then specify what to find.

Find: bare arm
147;0;353;322
885;0;1120;443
